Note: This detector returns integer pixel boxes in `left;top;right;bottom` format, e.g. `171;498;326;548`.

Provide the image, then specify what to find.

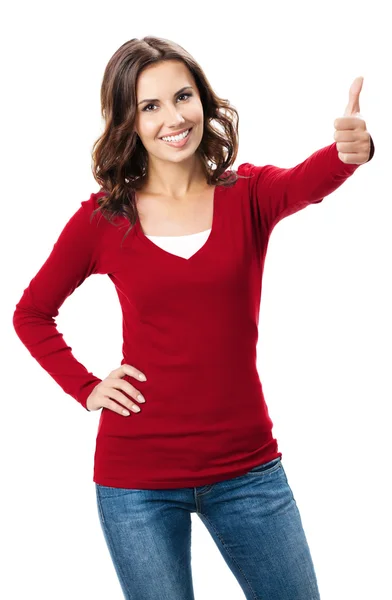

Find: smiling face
134;60;204;165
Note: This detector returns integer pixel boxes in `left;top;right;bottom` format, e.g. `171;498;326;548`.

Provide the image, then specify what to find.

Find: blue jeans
95;457;320;599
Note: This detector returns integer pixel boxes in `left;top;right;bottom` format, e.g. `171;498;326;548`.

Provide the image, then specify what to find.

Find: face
134;60;204;164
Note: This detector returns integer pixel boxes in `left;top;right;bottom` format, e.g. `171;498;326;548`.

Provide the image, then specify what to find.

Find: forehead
136;60;195;96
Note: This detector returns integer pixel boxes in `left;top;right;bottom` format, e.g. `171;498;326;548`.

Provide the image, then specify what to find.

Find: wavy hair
90;36;246;243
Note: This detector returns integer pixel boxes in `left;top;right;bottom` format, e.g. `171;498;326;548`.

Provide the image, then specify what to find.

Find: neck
142;155;208;199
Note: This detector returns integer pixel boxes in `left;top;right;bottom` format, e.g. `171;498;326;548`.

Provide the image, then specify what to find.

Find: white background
2;0;391;598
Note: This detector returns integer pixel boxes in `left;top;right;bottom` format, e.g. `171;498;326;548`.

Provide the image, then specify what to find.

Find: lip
159;127;192;139
159;128;193;149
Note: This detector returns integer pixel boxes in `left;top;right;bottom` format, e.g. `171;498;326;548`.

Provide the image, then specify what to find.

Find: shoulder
237;162;256;173
79;190;114;230
80;190;106;216
228;163;261;187
218;164;258;188
234;163;260;180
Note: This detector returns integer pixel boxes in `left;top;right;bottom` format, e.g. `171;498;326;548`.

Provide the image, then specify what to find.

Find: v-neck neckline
134;184;222;264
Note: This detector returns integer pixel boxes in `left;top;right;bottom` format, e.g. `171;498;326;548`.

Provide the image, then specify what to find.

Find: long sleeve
241;139;374;235
12;196;103;411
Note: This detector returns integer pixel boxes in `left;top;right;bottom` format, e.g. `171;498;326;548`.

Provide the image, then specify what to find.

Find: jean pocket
245;457;282;476
95;483;133;499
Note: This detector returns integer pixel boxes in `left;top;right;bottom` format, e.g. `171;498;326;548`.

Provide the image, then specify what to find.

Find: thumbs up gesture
334;77;371;164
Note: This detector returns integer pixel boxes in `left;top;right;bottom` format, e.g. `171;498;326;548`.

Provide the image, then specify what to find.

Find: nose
164;104;186;127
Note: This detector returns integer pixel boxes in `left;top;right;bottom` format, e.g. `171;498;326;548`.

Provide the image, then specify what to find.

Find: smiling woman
16;32;377;600
90;37;242;245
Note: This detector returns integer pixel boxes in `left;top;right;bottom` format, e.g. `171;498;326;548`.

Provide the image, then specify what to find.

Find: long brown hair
90;36;245;243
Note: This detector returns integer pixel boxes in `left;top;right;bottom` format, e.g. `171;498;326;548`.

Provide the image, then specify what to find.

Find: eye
178;92;192;102
143;103;156;112
142;92;192;112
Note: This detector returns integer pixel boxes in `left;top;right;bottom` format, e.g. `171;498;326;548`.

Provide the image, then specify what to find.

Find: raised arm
241;77;374;234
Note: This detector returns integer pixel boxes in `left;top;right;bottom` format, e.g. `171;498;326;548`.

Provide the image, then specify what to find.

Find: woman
13;36;374;599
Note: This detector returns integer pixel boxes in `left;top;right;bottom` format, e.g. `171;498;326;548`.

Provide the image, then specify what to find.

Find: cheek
189;104;204;124
140;118;160;139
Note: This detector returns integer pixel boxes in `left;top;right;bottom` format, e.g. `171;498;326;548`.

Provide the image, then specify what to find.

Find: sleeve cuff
78;379;102;411
367;135;375;162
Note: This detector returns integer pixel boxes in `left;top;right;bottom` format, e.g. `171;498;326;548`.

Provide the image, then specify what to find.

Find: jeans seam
95;488;133;599
197;512;260;600
95;485;106;524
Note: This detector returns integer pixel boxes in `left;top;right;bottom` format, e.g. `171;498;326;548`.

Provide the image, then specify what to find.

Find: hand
334;76;371;164
86;364;147;416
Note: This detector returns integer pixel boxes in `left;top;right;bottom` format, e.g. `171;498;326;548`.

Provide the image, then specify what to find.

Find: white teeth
161;129;190;142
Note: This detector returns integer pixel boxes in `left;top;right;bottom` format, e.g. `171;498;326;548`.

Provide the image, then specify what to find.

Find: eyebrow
137;86;194;106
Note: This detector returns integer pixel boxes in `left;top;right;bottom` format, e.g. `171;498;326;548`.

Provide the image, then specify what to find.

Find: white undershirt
145;228;212;260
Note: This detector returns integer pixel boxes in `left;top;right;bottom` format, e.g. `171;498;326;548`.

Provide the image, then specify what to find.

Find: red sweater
13;142;367;488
